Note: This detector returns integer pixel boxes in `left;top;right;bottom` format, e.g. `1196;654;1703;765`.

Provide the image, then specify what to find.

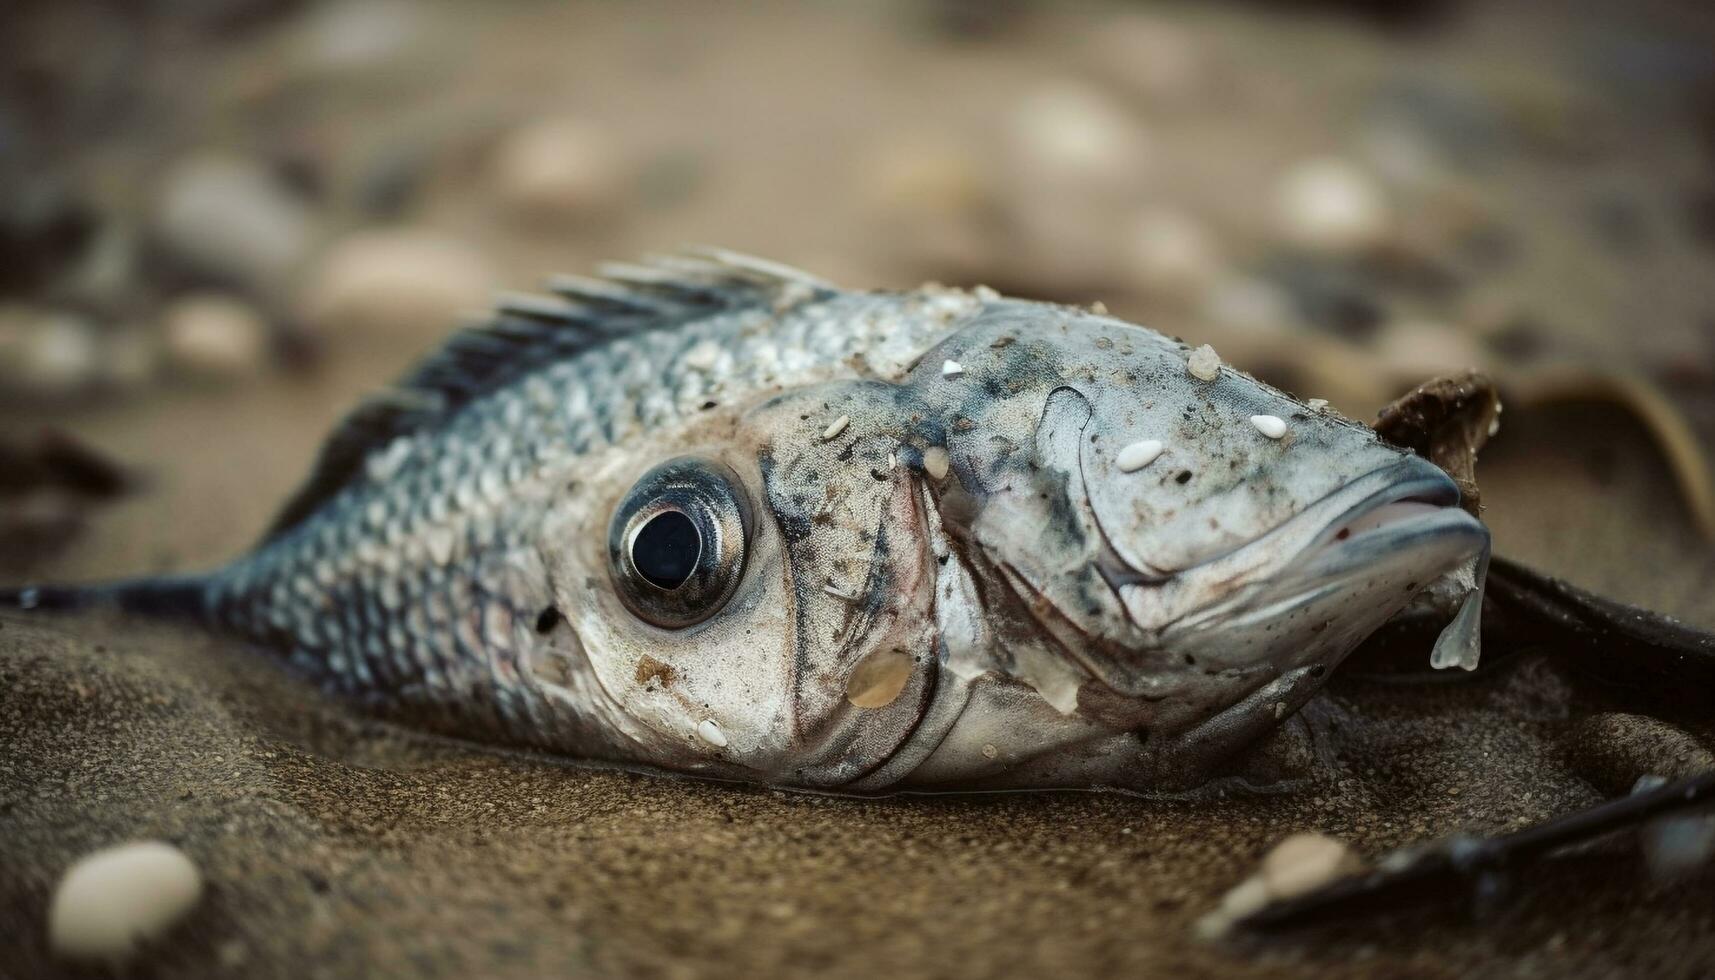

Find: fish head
547;297;1488;791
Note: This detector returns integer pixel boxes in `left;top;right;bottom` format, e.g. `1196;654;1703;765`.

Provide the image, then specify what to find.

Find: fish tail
0;574;210;618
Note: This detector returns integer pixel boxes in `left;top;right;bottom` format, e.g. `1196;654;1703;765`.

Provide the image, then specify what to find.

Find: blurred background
2;0;1713;607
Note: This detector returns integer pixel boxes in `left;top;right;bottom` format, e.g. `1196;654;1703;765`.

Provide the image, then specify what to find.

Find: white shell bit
1116;439;1165;472
1250;414;1288;439
696;719;728;748
941;359;965;377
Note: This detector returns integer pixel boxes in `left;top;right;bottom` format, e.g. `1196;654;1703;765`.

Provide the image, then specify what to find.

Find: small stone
1306;398;1330;410
161;293;270;379
1250;415;1288;439
941;359;965;378
696;719;728;748
1127;208;1220;298
300;230;493;334
0;306;102;397
49;841;203;962
1116;439;1164;472
1276;158;1391;253
921;446;951;481
154;153;314;292
489;117;626;225
1186;344;1221;381
1260;832;1359;901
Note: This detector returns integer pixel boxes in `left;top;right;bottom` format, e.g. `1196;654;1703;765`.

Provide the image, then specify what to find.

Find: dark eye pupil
632;511;701;589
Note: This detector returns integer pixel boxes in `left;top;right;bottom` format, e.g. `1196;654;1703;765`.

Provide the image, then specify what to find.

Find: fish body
3;251;1490;792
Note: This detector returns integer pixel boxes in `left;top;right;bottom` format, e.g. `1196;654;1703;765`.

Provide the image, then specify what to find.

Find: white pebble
300;230;493;334
1306;398;1329;410
941;358;965;378
921;446;951;480
49;841;203;962
821;414;850;441
1186;344;1221;381
696;719;728;748
1250;414;1288;439
1261;832;1359;900
1276;157;1391;253
1116;439;1165;472
489;117;626;224
162;293;269;378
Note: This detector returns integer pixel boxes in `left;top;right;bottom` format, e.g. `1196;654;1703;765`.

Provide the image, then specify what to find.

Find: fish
1;249;1493;793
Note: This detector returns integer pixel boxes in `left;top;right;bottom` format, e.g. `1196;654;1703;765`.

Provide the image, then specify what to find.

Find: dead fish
0;249;1497;792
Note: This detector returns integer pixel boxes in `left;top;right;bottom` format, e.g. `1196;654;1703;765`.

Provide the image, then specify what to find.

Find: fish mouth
1120;457;1487;640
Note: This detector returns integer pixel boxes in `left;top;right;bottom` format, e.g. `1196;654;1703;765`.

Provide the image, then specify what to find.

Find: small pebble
1116;439;1164;472
941;359;965;377
1250;414;1288;439
1008;81;1149;193
300;230;493;334
821;414;850;441
154;153;314;291
1186;344;1221;381
489;117;626;225
696;719;728;748
161;293;270;379
1276;157;1390;253
1306;398;1329;410
0;306;102;397
49;841;203;962
922;446;951;480
1261;832;1360;900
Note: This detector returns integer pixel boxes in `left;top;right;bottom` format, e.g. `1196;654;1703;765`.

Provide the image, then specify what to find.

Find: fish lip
1121;457;1478;636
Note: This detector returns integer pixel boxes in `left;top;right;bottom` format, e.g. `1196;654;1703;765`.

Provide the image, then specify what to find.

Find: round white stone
49;841;203;962
1115;439;1164;473
1250;414;1288;439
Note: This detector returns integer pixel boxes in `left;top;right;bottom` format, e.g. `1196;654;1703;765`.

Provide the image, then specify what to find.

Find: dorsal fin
260;249;835;542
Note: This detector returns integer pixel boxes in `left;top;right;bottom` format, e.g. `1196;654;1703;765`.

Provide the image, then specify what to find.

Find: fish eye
608;456;751;629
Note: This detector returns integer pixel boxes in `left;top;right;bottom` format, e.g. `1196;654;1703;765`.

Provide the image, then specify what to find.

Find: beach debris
48;841;204;962
1373;370;1500;516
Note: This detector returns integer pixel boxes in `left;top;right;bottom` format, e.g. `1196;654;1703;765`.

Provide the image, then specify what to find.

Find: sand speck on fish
1187;344;1220;381
941;359;965;378
821;414;850;441
697;719;728;747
